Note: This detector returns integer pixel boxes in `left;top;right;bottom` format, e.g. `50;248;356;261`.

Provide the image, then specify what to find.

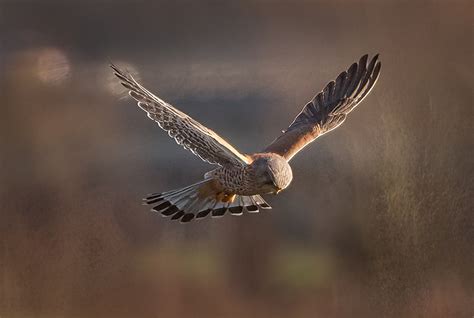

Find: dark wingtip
359;54;369;66
109;62;121;73
370;54;380;67
366;53;380;65
373;61;382;78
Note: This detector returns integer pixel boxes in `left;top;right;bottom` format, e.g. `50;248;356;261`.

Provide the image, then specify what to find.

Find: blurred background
0;0;472;317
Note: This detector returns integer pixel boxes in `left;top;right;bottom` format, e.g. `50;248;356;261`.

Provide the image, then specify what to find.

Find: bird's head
251;154;293;194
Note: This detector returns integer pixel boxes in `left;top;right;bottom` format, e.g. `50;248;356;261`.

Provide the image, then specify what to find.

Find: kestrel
111;54;381;223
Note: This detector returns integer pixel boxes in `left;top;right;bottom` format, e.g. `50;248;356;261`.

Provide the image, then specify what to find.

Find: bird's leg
216;192;236;203
224;194;236;203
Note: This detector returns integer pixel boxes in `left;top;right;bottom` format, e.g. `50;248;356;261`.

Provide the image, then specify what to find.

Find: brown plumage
265;54;381;160
111;54;381;223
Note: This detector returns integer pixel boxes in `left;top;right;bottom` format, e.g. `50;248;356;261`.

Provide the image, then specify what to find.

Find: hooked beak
270;177;282;194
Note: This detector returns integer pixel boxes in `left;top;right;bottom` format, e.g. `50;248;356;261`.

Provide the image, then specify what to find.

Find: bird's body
207;152;293;196
111;54;381;223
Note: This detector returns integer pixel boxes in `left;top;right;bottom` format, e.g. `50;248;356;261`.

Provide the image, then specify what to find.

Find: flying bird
111;54;381;223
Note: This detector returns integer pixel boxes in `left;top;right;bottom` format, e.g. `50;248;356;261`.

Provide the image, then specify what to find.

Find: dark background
1;1;472;317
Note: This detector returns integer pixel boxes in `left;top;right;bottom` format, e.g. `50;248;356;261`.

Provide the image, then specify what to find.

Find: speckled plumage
205;153;293;196
112;54;381;223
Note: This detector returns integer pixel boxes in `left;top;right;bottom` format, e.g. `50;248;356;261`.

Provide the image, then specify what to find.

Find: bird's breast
213;166;259;196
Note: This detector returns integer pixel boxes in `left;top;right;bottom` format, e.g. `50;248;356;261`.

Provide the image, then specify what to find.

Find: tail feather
196;200;218;220
253;195;272;209
211;201;230;218
144;182;197;204
246;196;259;213
143;179;272;223
228;197;245;215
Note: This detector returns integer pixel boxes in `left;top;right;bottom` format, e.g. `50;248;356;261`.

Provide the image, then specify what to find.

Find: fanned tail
143;180;271;223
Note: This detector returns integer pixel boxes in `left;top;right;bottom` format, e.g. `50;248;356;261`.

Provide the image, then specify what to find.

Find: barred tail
143;179;271;223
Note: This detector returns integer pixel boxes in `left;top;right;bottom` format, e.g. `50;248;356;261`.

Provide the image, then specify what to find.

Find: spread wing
111;64;251;167
265;54;381;161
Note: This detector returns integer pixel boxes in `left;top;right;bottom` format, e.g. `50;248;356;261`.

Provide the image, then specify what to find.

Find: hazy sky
1;1;472;318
